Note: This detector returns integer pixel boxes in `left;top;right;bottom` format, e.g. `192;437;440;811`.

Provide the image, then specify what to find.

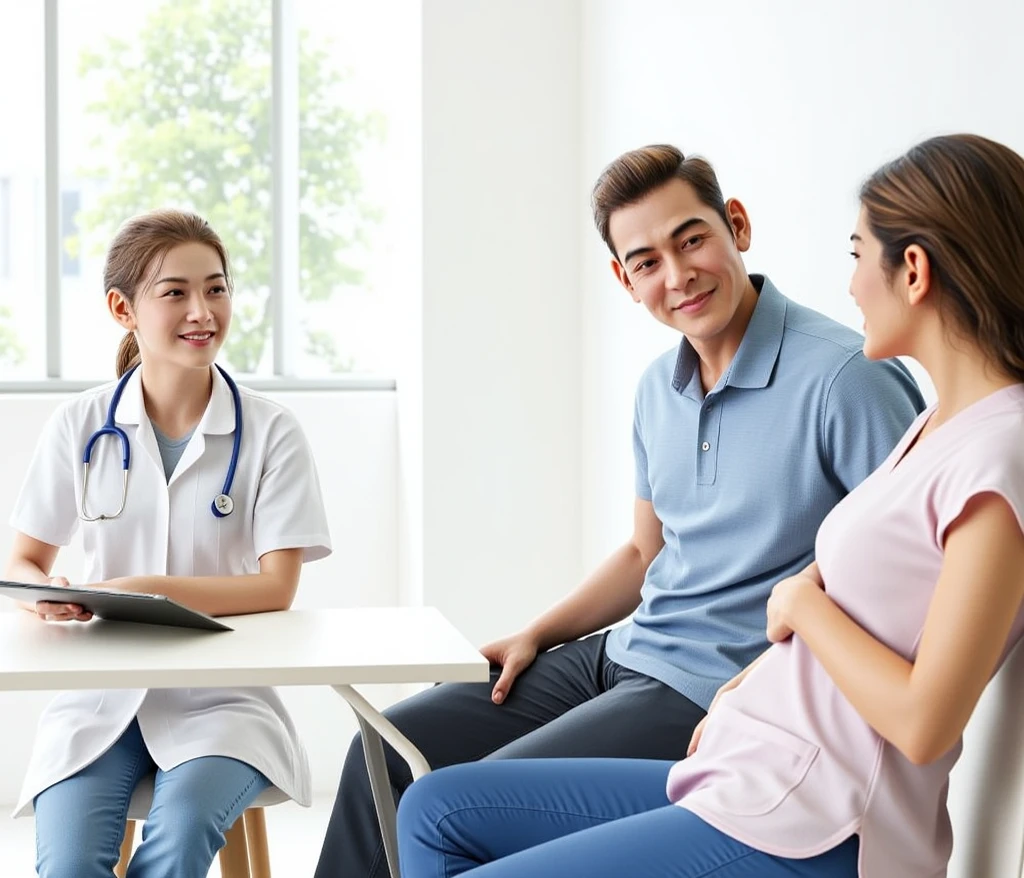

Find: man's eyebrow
850;233;862;242
154;273;226;284
622;218;709;266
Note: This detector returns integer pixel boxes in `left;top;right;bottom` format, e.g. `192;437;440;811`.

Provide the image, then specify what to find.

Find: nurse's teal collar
671;274;788;401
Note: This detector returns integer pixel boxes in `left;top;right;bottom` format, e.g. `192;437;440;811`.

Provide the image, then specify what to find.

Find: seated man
314;144;926;878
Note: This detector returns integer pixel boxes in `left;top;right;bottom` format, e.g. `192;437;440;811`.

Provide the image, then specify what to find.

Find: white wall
0;391;400;805
419;0;586;645
579;0;1024;566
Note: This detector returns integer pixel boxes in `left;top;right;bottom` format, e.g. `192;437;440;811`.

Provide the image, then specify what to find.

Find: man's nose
665;255;693;290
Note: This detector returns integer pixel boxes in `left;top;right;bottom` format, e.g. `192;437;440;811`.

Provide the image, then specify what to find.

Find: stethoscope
79;363;243;522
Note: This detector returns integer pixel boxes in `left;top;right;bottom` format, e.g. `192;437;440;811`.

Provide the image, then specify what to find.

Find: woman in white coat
6;209;332;878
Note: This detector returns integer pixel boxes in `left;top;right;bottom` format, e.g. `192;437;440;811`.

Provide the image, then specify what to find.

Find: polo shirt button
705;403;714;413
701;441;711;452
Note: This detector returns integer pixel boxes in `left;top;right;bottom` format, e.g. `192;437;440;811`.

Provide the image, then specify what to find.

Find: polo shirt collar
672;274;787;400
113;364;237;435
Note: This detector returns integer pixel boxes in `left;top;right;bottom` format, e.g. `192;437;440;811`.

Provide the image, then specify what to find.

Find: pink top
667;384;1024;877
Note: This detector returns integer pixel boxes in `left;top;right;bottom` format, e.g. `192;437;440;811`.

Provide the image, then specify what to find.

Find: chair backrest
947;636;1024;878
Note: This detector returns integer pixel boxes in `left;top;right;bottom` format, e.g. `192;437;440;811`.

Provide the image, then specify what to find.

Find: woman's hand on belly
767;572;827;643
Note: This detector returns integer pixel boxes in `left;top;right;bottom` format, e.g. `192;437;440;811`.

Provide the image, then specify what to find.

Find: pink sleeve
933;435;1024;547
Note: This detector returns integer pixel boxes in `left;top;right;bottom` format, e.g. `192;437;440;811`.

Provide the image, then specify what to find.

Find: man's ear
611;258;641;303
903;245;932;307
724;198;752;252
107;289;136;331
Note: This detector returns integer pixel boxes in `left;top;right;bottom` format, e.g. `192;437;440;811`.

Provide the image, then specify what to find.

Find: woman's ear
106;289;136;331
903;245;932;307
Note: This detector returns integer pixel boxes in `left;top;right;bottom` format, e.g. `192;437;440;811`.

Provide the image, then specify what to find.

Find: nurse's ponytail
103;209;233;377
116;332;140;378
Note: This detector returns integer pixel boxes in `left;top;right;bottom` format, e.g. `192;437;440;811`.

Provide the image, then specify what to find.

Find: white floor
0;798;335;877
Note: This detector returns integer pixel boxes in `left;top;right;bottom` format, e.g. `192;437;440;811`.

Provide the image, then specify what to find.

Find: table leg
333;684;431;878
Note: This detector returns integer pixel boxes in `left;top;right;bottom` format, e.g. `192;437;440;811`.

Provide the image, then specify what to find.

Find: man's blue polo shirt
604;275;925;710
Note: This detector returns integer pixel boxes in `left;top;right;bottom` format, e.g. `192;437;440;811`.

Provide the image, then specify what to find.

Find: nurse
5;208;331;878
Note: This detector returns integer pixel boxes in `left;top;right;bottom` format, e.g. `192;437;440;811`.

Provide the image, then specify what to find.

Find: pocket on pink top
694;704;819;817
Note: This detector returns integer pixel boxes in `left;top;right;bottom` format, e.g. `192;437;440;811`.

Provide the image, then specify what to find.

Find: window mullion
44;0;61;379
271;0;301;377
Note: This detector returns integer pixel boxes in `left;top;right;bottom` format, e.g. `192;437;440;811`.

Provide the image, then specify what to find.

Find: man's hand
480;631;542;705
34;575;92;623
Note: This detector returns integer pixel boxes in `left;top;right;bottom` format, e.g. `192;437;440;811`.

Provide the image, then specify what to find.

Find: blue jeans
33;718;270;878
398;759;860;878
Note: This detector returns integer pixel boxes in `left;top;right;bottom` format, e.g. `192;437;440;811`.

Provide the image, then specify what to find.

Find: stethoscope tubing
79;364;242;522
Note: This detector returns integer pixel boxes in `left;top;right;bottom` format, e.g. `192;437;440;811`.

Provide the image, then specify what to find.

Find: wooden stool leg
218;815;252;878
244;808;271;878
114;820;135;878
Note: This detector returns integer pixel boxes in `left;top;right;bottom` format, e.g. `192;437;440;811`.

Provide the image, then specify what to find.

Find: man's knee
343;728;371;778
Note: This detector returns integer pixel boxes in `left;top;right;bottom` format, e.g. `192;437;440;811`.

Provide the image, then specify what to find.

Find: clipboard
0;580;233;632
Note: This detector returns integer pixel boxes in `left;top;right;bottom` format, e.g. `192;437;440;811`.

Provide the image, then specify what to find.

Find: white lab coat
9;366;332;817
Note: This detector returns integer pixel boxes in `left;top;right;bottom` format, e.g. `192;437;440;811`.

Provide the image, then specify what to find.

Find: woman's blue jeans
33;718;270;878
398;758;859;878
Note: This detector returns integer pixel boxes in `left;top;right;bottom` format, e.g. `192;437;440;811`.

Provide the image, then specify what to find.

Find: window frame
8;0;394;393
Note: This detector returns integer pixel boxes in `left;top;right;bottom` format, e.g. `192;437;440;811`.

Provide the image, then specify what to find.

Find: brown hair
104;209;232;377
591;144;730;259
860;134;1024;381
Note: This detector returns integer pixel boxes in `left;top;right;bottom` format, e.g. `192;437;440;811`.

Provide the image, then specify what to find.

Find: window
295;0;419;377
0;0;416;385
0;1;45;380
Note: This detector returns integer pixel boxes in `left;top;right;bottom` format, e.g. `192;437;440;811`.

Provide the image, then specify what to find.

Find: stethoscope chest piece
212;493;235;517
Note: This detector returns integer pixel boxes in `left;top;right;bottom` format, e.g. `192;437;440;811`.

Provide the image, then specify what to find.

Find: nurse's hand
766;572;823;643
35;576;93;623
480;631;541;705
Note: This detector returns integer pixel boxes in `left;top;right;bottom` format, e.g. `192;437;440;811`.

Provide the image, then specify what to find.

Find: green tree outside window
72;0;383;374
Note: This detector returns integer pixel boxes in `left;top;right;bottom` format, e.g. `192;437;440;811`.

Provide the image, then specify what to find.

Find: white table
0;607;489;878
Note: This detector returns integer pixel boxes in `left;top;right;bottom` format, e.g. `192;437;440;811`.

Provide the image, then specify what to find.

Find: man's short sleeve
822;353;925;493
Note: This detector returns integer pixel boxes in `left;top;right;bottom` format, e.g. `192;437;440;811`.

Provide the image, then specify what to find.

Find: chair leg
218;815;252;878
114;820;135;878
244;808;271;878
